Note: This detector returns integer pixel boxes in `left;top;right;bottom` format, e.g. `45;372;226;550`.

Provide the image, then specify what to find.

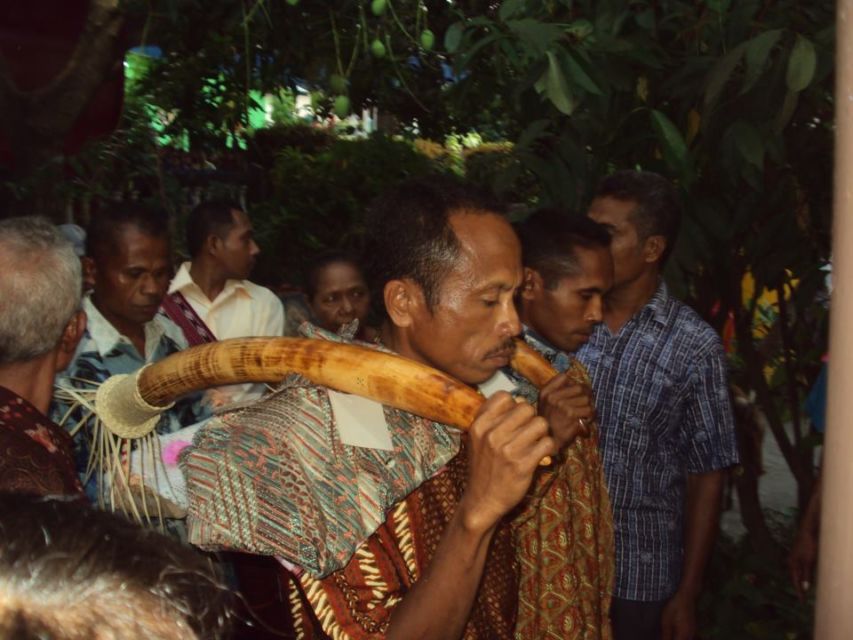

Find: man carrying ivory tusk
182;176;610;639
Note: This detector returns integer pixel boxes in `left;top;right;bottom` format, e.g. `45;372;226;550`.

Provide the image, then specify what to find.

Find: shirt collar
638;280;671;326
82;296;167;359
169;261;251;302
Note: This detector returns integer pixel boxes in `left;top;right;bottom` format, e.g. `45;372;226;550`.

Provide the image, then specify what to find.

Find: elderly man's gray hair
0;217;82;365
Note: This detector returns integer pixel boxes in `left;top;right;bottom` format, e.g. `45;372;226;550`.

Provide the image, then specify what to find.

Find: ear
206;232;223;257
383;279;423;329
82;256;96;290
521;267;543;301
56;311;87;371
643;235;666;264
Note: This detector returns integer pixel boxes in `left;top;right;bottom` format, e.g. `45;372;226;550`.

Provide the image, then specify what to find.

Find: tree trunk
0;0;125;217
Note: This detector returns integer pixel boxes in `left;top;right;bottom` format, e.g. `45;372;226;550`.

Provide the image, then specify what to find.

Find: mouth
136;303;161;315
484;343;516;366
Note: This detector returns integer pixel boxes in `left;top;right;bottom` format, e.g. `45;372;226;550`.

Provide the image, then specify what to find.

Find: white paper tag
328;390;394;451
478;370;518;398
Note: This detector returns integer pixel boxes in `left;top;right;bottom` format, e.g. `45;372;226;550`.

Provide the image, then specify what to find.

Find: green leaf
704;42;747;110
705;0;731;13
507;19;564;55
518;119;551;148
729;121;765;168
444;22;465;53
560;49;602;95
635;9;655;31
499;0;525;22
786;36;817;92
650;109;688;165
774;90;800;133
742;29;782;94
567;19;594;40
544;50;576;115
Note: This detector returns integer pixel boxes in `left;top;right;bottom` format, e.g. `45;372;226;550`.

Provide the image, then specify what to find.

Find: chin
463;365;501;386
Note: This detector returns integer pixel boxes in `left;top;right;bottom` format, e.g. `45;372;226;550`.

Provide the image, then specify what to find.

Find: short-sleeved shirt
576;283;739;601
51;296;209;494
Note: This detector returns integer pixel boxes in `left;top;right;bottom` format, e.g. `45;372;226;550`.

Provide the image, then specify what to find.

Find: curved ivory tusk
137;337;487;430
510;338;559;388
96;337;560;466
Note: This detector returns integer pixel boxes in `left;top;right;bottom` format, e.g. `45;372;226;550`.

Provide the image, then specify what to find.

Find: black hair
594;170;682;264
304;251;364;300
185;200;244;258
362;175;505;317
0;493;232;639
516;208;612;289
86;201;170;262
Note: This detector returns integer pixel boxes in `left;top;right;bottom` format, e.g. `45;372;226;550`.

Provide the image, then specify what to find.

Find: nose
140;273;159;297
341;296;354;314
586;296;604;323
250;240;260;257
500;298;522;338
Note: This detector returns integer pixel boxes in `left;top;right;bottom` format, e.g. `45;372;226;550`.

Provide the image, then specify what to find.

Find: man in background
53;202;207;497
513;209;615;639
164;200;284;405
578;170;739;640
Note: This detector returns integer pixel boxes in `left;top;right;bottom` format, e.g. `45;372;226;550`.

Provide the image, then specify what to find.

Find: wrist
456;497;499;537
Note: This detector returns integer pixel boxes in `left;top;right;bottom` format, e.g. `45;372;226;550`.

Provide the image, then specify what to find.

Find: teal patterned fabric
182;325;462;577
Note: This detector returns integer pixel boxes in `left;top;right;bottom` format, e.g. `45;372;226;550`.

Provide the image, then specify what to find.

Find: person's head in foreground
516;209;613;352
305;252;372;335
0;494;232;640
85;202;172;336
363;175;522;385
588;169;682;288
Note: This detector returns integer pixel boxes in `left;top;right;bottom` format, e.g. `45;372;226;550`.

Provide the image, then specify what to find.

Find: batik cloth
576;282;739;601
289;441;519;640
0;385;81;496
510;328;614;640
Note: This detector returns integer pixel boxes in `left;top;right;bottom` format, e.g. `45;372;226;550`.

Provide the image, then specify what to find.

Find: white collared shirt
169;262;285;405
83;295;187;362
169;262;285;340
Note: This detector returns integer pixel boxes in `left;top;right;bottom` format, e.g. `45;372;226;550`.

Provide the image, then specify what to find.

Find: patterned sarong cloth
512;357;614;640
289;441;519;640
181;328;462;577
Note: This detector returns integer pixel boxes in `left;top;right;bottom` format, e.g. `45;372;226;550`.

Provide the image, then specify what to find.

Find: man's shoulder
153;312;191;352
242;280;284;310
665;298;722;350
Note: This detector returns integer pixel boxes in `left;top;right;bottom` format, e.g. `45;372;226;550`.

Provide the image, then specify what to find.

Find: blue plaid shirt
576;283;739;601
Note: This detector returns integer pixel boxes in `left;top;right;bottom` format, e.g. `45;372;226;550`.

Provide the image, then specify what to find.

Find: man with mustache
52;203;207;499
164;200;284;406
183;177;593;639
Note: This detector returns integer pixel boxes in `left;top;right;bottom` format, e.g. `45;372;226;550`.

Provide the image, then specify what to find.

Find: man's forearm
385;505;497;640
678;469;725;596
